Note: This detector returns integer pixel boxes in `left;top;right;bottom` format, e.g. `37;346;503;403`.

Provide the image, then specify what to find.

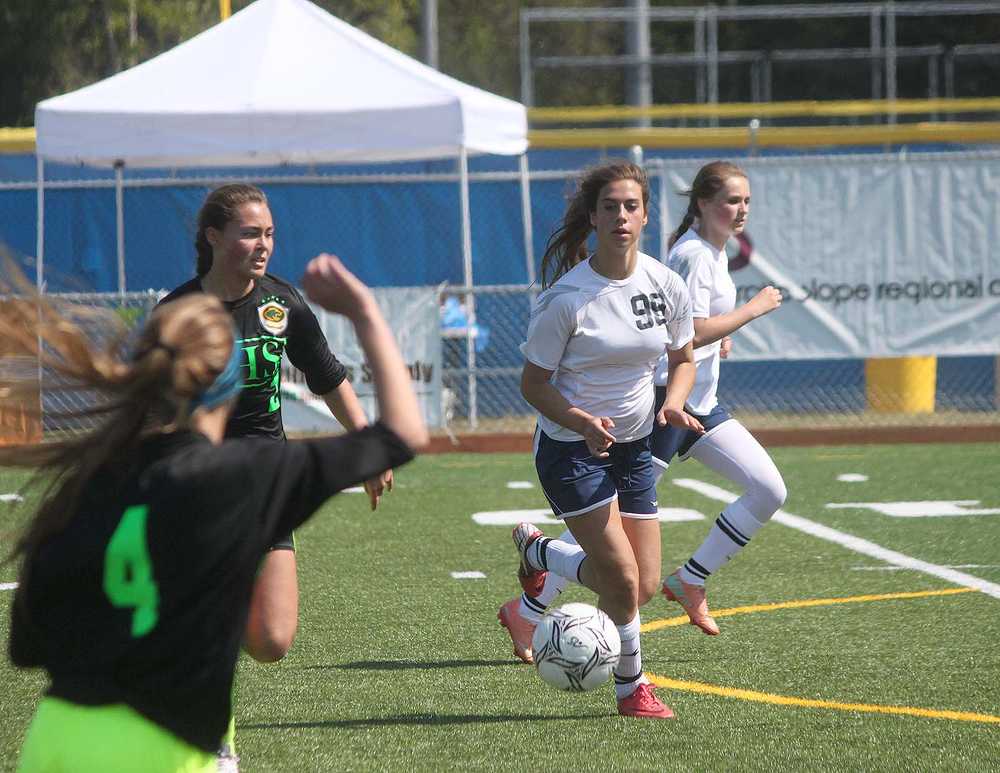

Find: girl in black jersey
5;254;427;772
160;184;393;670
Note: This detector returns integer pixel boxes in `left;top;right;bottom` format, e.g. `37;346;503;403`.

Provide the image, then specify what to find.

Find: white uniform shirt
521;252;693;443
653;228;737;414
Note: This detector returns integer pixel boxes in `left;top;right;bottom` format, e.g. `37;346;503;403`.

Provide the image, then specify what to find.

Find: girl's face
208;202;274;282
699;175;750;239
590;178;648;254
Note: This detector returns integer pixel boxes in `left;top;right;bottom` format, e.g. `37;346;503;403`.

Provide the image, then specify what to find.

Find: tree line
2;0;997;127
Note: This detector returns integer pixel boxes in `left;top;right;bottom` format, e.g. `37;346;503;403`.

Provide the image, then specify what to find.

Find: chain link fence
38;292;161;436
440;285;999;435
2;153;998;440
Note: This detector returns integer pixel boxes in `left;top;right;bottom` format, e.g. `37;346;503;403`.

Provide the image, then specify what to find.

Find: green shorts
18;697;214;773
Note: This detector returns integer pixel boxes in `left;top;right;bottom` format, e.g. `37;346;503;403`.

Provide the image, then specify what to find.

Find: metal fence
38;291;161;435
520;2;1000;107
13;285;999;441
440;285;999;436
3;154;999;440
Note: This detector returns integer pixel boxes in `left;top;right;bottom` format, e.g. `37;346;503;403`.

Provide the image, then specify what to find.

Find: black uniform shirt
9;423;413;753
159;274;348;439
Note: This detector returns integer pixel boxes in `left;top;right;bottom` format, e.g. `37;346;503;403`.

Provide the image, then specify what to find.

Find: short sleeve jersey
521;252;693;443
9;423;414;754
158;274;348;439
653;229;737;413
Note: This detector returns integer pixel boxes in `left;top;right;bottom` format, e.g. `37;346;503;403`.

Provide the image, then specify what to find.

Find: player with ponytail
500;161;701;720
5;255;426;772
652;161;786;634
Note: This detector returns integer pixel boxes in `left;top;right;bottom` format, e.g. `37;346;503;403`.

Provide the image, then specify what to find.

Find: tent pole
115;161;126;296
458;147;477;428
36;156;44;292
518;153;535;286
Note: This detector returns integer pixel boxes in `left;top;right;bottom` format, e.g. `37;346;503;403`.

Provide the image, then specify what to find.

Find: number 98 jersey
521;252;693;443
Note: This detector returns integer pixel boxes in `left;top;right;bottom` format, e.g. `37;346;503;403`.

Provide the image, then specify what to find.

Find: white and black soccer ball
531;602;621;692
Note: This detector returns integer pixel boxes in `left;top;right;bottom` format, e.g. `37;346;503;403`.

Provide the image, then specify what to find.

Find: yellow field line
644;586;999;724
646;674;1000;724
642;586;975;633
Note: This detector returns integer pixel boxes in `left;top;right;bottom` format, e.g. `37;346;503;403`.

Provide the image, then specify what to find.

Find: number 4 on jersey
103;504;159;637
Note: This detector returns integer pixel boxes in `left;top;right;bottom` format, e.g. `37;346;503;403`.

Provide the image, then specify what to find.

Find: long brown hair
195;183;269;276
540;161;649;289
0;267;235;562
669;161;747;249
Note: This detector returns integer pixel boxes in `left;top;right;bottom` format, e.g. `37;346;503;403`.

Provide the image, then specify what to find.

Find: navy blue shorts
534;428;659;519
650;386;733;468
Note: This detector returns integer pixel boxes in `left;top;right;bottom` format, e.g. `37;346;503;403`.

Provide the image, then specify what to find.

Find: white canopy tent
34;0;532;425
35;0;527;167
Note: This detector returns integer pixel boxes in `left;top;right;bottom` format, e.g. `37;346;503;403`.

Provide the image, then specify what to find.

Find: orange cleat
617;683;675;719
497;598;536;664
662;571;720;635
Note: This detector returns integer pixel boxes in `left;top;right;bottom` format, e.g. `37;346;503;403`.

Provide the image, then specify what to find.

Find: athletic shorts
268;531;296;552
534;428;658;519
18;697;215;772
650;386;733;468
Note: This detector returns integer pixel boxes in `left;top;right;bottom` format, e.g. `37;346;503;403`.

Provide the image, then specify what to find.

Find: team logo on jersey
257;296;289;335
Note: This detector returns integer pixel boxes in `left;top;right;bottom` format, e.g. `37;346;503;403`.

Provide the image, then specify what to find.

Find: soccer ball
531;602;621;692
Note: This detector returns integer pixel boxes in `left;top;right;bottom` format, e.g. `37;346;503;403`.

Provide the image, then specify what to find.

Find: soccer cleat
497;598;536;664
512;522;547;596
662;571;720;635
617;683;675;719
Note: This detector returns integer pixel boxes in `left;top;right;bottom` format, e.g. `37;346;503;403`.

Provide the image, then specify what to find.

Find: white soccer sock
519;530;572;623
613;612;647;699
527;533;585;585
679;500;765;586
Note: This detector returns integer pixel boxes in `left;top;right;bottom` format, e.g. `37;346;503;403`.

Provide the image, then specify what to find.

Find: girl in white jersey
652;161;785;634
503;162;786;654
503;162;702;720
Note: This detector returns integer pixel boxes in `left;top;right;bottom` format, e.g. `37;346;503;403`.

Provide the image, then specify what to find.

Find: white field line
672;478;1000;600
0;582;17;591
451;571;486;579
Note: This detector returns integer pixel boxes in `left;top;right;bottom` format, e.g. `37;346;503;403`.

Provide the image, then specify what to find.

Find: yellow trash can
865;356;936;413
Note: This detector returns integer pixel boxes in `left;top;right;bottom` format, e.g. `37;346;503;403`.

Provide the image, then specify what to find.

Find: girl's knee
761;473;787;513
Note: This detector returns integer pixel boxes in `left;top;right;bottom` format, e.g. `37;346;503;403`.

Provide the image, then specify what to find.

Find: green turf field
2;442;999;771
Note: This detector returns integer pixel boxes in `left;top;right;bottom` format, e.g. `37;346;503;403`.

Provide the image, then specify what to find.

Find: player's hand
301;254;375;319
364;469;393;511
747;285;782;318
657;405;704;434
582;416;615;458
720;335;733;359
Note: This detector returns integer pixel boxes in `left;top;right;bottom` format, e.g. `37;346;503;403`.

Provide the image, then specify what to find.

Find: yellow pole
219;0;231;21
865;356;937;413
